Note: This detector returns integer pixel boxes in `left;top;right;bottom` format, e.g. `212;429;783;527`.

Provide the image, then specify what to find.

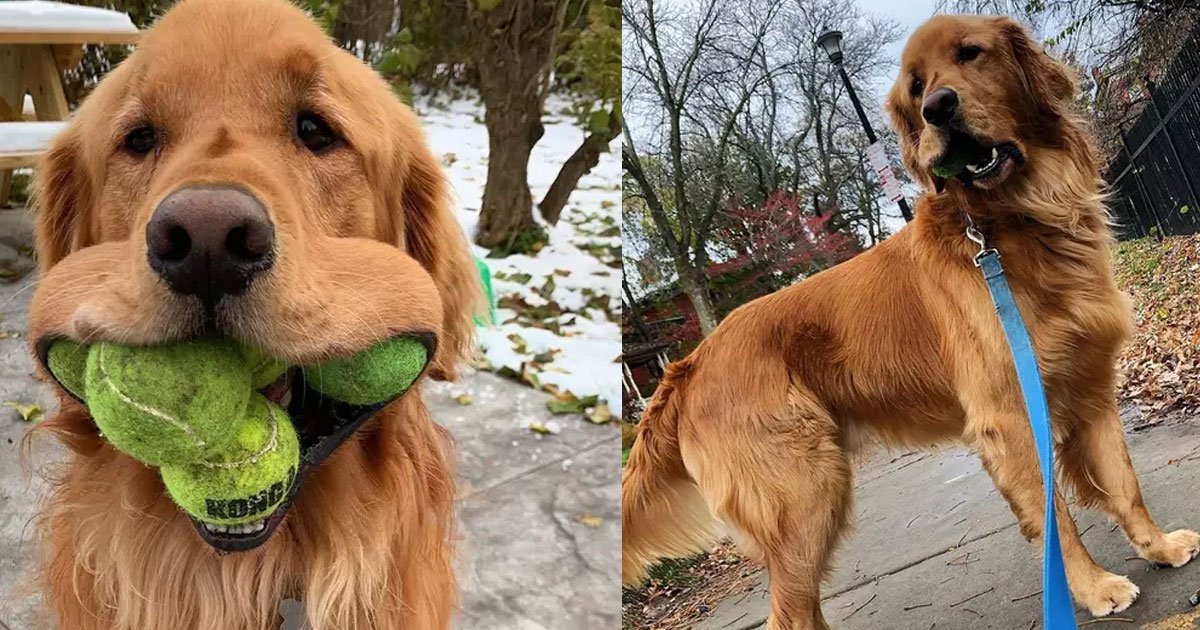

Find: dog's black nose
146;185;275;306
921;87;959;126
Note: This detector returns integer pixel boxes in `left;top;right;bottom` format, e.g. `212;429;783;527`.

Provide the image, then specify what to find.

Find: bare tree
622;0;782;334
773;0;902;237
623;0;902;335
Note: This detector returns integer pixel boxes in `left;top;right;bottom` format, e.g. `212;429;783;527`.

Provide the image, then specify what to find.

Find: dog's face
886;15;1076;192
30;0;479;550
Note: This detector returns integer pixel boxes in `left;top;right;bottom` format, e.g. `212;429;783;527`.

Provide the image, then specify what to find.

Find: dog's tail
622;355;721;586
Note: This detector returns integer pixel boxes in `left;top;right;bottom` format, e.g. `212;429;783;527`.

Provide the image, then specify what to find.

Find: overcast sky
858;0;939;93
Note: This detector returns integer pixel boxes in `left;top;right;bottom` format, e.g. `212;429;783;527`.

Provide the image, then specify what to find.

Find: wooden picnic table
0;1;139;203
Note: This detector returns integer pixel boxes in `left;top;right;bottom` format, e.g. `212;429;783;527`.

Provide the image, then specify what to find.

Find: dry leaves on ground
1114;235;1200;417
621;541;759;630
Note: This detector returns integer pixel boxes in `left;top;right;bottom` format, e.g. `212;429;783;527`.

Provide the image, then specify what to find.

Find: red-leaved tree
708;192;859;292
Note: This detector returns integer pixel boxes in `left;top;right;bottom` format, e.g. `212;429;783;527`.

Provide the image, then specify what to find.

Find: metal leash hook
963;213;998;267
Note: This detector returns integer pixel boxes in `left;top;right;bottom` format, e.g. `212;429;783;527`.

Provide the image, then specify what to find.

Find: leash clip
963;215;998;268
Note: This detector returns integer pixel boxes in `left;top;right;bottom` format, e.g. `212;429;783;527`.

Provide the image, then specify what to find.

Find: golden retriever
622;14;1199;629
25;0;480;628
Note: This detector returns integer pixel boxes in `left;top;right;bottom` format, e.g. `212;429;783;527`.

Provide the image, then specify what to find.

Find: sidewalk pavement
697;410;1200;630
0;208;621;630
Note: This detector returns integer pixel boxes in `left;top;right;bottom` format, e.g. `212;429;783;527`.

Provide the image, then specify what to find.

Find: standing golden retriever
622;14;1199;629
25;0;480;628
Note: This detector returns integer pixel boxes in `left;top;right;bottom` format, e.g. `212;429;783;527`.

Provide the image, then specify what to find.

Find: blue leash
968;222;1077;630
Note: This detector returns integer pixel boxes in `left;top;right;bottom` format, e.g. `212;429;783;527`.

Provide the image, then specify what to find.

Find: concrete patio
0;206;621;630
696;410;1200;630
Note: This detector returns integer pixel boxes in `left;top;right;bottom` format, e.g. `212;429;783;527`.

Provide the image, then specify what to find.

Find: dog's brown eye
909;77;924;98
124;126;158;155
296;112;339;152
958;45;982;63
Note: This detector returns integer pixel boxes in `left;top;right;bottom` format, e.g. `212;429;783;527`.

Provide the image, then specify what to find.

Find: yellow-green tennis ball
932;151;968;179
84;339;252;466
301;336;428;406
160;395;299;526
240;346;289;390
46;338;89;400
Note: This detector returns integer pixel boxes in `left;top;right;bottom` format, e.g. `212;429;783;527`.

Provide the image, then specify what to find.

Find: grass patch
487;224;549;258
646;554;704;585
8;172;30;204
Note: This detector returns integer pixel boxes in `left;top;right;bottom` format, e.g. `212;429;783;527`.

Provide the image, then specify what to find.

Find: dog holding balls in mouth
24;0;481;628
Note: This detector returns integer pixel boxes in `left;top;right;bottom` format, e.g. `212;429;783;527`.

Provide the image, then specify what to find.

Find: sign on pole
865;141;904;203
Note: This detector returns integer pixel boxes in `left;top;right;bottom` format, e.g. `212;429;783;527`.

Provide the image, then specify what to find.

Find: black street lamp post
816;29;913;222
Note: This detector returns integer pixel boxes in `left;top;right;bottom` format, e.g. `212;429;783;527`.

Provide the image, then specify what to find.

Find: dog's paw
1074;572;1140;617
1137;529;1200;568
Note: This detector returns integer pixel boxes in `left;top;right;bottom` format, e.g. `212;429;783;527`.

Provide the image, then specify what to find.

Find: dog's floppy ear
997;17;1076;116
378;108;483;381
32;126;93;273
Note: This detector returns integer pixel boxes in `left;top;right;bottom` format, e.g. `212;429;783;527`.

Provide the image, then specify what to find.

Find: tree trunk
476;97;544;247
539;108;622;224
468;0;569;249
679;266;718;335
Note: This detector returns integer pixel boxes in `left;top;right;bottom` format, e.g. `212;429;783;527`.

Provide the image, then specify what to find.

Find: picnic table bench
0;1;139;204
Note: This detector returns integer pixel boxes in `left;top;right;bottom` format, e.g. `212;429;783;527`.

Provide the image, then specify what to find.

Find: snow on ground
419;96;623;418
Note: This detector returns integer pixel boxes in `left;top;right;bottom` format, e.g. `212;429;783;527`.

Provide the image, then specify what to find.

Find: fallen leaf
575;514;603;528
586;402;613;424
546;392;600;415
4;401;42;422
528;420;561;435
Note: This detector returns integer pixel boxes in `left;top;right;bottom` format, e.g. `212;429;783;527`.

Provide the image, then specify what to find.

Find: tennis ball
932;151;968;179
301;336;428;406
46;338;89;400
84;339;252;466
241;346;289;390
160;395;299;526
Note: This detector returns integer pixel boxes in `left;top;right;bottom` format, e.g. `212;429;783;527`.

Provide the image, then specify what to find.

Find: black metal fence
1106;24;1200;240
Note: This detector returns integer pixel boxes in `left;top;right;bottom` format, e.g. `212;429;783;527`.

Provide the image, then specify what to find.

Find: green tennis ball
46;339;89;400
932;151;968;179
84;339;252;466
301;336;428;406
240;346;289;390
160;395;299;526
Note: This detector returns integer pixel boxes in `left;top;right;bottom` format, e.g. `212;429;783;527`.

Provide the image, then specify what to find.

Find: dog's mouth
930;130;1024;190
36;333;436;554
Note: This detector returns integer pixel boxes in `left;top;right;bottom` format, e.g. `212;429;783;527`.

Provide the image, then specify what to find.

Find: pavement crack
459;434;618;500
548;491;604;576
822;521;1018;600
731;523;1020;630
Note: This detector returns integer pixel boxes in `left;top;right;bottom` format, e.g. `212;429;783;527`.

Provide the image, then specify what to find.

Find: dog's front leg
965;398;1140;617
1057;398;1200;568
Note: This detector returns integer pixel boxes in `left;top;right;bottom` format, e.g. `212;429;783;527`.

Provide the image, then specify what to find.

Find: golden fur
622;15;1200;629
24;0;481;628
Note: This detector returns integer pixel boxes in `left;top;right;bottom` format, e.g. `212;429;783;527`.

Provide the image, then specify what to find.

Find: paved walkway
0;208;621;630
696;410;1200;630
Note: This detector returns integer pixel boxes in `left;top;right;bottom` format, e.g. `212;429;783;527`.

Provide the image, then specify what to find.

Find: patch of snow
0;1;138;34
421;95;622;418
